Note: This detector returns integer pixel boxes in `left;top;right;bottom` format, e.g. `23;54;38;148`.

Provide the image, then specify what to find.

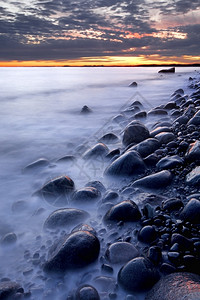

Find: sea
0;66;199;299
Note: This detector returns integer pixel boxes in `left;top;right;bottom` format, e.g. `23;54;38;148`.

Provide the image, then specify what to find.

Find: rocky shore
1;73;200;299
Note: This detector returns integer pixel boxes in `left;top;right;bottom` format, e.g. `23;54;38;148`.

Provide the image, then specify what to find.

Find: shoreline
0;70;200;299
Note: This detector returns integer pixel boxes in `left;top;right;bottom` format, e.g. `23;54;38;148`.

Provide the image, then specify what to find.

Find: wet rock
71;224;96;236
112;114;126;123
106;242;139;264
145;272;200;300
158;67;175;73
186;166;200;186
102;191;119;202
164;102;178;110
129;81;137;87
83;143;109;159
85;181;106;193
128;138;160;158
188;116;200;126
171;233;193;251
1;233;17;245
106;148;120;160
156;155;183;170
99;133;119;144
93;276;116;292
132;170;172;190
118;257;159;292
150;127;171;137
155;132;175;144
147;246;162;265
71;187;101;204
44;208;89;230
173;115;189;125
180;198;200;224
148;109;168;117
134;111;147;119
44;230;100;272
23;158;49;171
0;281;24;299
103;200;141;224
56;155;76;163
38;175;75;206
104;150;146;177
75;285;100;300
144;153;159;167
122;122;149;147
152;121;172;129
186;140;200;162
138;226;158;244
162;198;183;212
81;105;92;114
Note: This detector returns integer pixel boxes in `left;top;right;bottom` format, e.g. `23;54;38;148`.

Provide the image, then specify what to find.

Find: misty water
0;66;199;299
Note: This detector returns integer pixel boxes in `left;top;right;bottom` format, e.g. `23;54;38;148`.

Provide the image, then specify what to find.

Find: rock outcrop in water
158;67;175;73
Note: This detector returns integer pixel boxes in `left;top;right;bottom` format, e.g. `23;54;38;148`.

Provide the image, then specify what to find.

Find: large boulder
23;158;49;172
155;132;175;144
106;242;139;264
38;175;75;206
180;198;200;224
44;230;100;272
128;138;160;158
104;150;146;177
122;122;149;147
158;67;175;73
103;200;141;224
150;127;172;137
0;281;24;299
132;170;172;190
118;257;160;292
145;272;200;300
99;133;119;144
44;208;90;230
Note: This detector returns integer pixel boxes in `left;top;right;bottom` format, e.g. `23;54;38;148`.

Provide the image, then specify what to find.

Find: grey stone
132;170;172;190
118;257;160;292
0;281;24;299
186;166;200;186
23;158;49;171
150;127;171;137
44;231;100;272
145;272;200;300
180;198;200;224
44;208;89;229
99;133;119;144
71;187;101;204
156;155;183;170
155;132;175;144
75;285;100;300
122;121;149;147
148;109;168;116
186;140;200;162
128;138;160;158
106;242;139;264
104;150;146;177
83;143;109;159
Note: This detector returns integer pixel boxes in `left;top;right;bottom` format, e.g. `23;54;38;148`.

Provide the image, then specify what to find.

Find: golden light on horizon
0;55;199;67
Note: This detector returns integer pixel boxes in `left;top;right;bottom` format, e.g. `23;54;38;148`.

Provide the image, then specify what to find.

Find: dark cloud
0;0;199;62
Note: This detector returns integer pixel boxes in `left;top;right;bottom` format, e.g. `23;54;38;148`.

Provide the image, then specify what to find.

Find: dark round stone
106;242;139;264
103;200;141;224
145;272;200;300
162;198;184;212
171;233;193;251
122;122;149;147
132;170;172;190
180;198;200;224
44;231;100;272
0;281;24;299
118;257;160;292
99;133;119;144
85;181;106;193
71;187;101;204
38;175;75;206
83;143;109;159
44;208;89;230
75;285;100;300
138;226;158;244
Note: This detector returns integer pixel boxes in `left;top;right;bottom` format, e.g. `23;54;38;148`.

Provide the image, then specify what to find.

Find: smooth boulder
145;272;200;300
75;285;100;300
156;155;183;170
186;166;200;186
44;230;100;272
103;200;141;224
186;140;200;162
44;208;89;229
83;143;109;159
38;175;75;206
128;138;160;158
118;257;159;292
155;132;175;144
99;133;119;144
180;198;200;224
122;122;149;147
71;187;101;204
132;170;172;190
104;150;146;177
106;242;139;264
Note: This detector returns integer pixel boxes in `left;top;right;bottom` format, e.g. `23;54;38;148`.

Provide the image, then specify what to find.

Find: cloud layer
0;0;199;62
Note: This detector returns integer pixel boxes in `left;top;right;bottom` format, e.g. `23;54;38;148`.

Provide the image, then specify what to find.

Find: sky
0;0;200;66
